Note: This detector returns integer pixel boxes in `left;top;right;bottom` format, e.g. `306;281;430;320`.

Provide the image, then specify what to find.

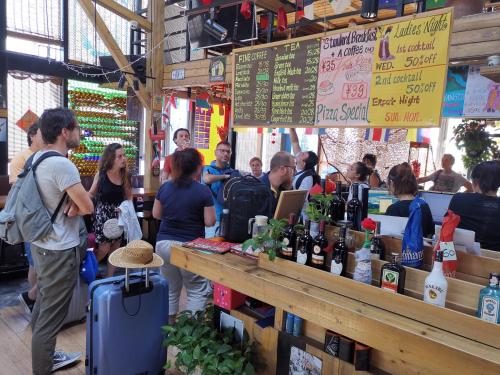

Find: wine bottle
331;220;350;276
330;182;346;223
310;220;328;270
347;183;362;231
380;252;406;294
424;250;448;307
370;221;385;260
296;220;312;266
281;213;297;261
477;272;500;324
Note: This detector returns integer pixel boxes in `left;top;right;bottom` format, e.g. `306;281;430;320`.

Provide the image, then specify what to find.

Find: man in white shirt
30;108;94;375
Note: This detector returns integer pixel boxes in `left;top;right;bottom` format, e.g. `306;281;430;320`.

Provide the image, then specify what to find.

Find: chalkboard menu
233;49;275;124
233;38;320;125
271;38;321;125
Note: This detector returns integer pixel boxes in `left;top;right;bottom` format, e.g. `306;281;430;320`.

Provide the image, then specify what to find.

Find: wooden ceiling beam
95;0;152;32
77;0;151;110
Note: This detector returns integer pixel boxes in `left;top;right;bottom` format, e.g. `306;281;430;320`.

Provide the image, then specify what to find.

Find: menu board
316;29;377;126
233;49;275;124
232;8;452;128
368;12;452;127
270;38;321;125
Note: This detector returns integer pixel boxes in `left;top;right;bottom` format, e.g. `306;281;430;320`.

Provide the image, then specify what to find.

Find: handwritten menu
368;12;452;127
316;29;376;126
233;49;275;124
463;65;500;117
271;39;321;125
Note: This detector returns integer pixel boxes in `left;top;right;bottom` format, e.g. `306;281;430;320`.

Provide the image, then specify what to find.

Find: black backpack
222;175;273;243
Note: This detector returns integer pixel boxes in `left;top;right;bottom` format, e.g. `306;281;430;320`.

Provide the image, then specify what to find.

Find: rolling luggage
85;270;169;375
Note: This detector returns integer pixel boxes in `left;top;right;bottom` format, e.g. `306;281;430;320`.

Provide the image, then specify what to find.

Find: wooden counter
171;246;500;375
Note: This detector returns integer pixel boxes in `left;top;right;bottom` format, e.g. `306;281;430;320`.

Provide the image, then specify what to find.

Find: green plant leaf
217;343;233;355
243;362;256;375
268;248;276;261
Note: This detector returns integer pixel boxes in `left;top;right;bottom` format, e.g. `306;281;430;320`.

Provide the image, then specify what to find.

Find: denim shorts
24;242;34;266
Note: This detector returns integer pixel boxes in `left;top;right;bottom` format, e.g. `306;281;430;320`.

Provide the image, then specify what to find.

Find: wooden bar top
170;245;500;375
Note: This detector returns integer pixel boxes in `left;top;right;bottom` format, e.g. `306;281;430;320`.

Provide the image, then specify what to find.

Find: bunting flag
364;128;391;142
406;128;431;144
296;0;314;21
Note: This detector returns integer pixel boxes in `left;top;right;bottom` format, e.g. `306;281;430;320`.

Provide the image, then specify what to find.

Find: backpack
215;169;241;207
0;151;67;245
222;175;273;243
294;169;321;190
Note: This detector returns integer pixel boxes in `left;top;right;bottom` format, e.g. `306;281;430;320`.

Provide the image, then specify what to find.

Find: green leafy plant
453;120;500;171
241;218;287;261
305;194;333;223
163;306;256;375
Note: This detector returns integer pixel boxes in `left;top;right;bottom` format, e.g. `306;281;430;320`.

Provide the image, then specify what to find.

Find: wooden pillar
143;0;164;190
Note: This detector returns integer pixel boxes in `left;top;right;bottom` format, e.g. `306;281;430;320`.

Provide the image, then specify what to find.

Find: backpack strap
27;151;68;224
295;169;319;190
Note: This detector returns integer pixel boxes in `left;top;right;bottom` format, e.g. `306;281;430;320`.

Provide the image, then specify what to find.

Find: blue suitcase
85;270;169;375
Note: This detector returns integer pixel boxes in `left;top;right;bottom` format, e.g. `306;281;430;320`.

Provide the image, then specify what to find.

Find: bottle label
381;269;399;293
297;249;307;265
311;254;324;265
424;284;447;307
480;296;499;323
282;247;293;257
330;260;343;275
313;245;321;254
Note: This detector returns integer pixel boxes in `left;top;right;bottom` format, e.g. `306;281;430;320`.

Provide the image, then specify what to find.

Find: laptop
273;190;308;220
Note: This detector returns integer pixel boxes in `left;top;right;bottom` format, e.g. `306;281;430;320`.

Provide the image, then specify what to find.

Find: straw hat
109;240;163;269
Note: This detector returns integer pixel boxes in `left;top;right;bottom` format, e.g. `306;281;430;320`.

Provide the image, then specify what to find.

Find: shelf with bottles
68;87;127;112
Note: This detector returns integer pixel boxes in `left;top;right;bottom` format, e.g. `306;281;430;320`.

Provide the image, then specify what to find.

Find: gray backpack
0;151;67;244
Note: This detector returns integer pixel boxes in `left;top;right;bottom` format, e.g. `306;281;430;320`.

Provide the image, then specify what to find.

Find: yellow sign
368;11;452;127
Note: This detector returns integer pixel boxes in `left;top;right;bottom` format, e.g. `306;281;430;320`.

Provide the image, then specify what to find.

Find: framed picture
289;346;322;375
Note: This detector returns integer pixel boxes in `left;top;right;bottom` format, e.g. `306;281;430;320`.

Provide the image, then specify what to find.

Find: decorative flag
296;0;314;21
426;0;446;10
240;1;252;20
406;128;431;144
16;109;39;131
364;128;391;142
259;15;269;29
277;7;287;32
305;128;326;135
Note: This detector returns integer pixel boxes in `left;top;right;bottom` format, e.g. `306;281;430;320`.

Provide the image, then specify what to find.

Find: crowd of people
6;107;500;374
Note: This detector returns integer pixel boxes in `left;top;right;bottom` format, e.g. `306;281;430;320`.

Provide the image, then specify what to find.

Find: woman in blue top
153;148;216;322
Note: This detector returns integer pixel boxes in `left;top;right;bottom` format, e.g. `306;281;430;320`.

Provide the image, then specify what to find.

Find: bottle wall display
68;82;139;176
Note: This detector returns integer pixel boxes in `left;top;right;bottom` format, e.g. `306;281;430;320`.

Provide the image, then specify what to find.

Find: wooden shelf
480;65;500;83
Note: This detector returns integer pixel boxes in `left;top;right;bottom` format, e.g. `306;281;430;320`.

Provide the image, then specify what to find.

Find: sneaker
51;350;81;372
18;291;35;314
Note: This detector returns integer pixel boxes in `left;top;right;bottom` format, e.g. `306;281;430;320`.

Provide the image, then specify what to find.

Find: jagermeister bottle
380;252;406;294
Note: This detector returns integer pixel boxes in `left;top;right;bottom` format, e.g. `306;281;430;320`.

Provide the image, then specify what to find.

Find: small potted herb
242;218;288;260
305;194;334;237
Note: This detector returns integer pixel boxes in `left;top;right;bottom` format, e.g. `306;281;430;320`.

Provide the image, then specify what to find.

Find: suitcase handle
124;267;150;292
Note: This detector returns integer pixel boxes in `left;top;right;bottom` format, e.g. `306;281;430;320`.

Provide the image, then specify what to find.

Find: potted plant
453;120;500;176
163;306;256;375
242;218;288;260
305;194;334;237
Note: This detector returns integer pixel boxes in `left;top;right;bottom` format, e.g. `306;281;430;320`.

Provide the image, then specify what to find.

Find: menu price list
233;49;274;124
271;39;321;125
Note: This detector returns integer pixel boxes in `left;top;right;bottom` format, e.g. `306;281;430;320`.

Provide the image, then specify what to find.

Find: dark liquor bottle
296;220;312;266
370;221;385;260
347;183;362;231
281;213;297;261
380;252;406;294
310;220;328;270
330;182;346;223
331;220;350;276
